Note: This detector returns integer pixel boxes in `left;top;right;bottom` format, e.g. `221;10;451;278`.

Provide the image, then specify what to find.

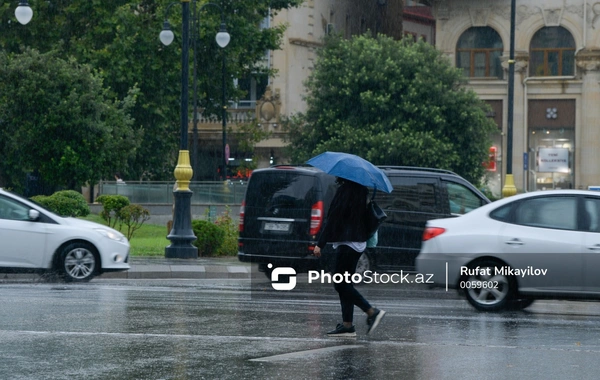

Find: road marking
249;345;364;362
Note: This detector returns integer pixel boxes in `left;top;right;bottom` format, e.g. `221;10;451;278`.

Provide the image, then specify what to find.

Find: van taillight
239;201;246;232
422;227;445;241
310;201;324;235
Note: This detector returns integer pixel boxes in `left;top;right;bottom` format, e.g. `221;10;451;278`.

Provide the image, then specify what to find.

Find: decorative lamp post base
502;174;518;198
166;150;197;259
165;190;197;258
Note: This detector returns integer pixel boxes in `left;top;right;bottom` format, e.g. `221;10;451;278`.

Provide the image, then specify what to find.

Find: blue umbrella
307;152;393;193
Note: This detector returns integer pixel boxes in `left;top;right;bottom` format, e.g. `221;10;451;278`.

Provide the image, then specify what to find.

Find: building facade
433;0;600;195
261;0;433;167
194;1;434;178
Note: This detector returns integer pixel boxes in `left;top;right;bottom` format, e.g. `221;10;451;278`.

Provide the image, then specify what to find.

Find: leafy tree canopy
285;34;498;185
0;0;302;181
0;49;140;193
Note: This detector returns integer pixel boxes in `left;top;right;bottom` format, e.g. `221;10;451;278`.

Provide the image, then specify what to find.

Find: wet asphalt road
2;276;600;379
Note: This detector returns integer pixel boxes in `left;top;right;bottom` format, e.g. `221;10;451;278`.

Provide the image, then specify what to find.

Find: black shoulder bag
366;188;387;238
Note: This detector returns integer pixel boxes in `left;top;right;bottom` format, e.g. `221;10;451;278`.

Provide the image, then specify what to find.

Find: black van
362;166;490;273
237;165;490;274
237;166;337;274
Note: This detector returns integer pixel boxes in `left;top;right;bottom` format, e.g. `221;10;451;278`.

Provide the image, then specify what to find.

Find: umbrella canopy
307;152;393;193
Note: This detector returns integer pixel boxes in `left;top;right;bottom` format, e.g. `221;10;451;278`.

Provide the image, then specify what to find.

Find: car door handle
587;244;600;251
505;238;524;246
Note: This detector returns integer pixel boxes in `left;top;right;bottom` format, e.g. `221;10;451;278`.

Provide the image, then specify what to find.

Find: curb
99;263;252;280
0;257;253;282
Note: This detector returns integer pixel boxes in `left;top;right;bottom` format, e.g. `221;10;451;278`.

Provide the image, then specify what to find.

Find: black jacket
317;181;369;248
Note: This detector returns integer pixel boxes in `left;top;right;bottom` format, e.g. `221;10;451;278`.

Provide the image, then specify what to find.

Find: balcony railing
193;108;255;127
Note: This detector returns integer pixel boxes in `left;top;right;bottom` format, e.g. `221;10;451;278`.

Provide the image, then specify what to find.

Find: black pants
334;245;372;323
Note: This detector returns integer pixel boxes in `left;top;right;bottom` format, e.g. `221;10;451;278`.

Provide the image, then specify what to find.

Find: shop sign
538;148;569;173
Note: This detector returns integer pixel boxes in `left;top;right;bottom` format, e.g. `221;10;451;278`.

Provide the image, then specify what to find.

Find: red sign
484;146;497;172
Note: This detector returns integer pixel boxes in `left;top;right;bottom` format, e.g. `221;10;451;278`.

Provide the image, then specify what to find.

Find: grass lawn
82;214;169;256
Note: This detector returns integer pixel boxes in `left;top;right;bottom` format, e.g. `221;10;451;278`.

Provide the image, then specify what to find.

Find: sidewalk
99;256;253;280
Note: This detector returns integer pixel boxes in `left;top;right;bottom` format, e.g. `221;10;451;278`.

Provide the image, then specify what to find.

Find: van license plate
264;222;290;232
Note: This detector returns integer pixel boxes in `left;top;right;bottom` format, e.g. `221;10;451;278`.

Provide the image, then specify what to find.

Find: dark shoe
366;309;386;335
327;323;356;338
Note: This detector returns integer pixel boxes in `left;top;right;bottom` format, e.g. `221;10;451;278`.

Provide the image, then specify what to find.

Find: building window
529;26;575;77
456;27;503;79
235;74;268;109
527;99;576;192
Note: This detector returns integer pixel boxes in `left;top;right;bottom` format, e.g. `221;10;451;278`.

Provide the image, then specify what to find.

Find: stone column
576;50;600;188
501;53;529;191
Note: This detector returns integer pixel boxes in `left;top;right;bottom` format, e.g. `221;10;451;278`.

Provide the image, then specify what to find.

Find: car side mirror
29;209;40;221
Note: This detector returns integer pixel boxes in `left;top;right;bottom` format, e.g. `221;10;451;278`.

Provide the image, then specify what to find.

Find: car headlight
95;228;127;242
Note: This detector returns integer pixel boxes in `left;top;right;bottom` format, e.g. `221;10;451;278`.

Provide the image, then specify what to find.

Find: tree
0;49;140;193
229;119;271;174
0;0;303;181
285;34;498;185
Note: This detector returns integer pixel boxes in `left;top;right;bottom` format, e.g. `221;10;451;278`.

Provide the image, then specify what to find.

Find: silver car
0;188;130;282
416;190;600;312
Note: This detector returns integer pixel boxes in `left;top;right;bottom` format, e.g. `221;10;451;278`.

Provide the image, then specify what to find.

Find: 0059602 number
459;280;499;289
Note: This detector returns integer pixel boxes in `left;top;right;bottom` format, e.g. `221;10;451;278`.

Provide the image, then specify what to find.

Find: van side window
378;177;440;214
444;181;484;215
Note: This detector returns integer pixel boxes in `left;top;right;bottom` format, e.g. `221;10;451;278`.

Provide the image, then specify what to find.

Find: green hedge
31;190;90;217
213;207;238;256
190;207;239;257
192;220;225;256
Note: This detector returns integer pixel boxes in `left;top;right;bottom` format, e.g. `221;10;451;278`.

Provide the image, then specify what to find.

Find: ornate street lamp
15;1;33;25
160;1;230;259
220;21;229;180
502;0;517;197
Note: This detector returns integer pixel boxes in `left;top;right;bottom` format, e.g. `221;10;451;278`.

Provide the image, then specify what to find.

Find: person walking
312;177;386;337
114;173;126;185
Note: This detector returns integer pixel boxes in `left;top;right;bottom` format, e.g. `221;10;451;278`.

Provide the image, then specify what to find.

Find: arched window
456;27;503;79
529;27;575;76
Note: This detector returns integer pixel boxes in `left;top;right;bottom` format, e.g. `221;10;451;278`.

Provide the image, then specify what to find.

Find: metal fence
97;181;247;204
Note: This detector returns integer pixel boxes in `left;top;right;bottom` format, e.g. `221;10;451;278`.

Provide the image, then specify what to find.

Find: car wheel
463;260;516;312
355;252;372;275
58;242;98;282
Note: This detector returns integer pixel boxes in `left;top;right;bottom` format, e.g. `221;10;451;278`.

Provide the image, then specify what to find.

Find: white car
416;189;600;312
0;188;130;282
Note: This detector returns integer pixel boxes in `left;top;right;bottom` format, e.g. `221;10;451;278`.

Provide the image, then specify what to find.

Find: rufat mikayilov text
308;270;434;284
461;265;548;278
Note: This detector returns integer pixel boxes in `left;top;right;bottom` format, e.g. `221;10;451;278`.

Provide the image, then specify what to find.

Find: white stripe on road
249;345;364;362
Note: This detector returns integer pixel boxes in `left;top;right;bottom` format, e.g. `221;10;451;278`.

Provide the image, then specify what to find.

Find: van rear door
240;170;322;259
